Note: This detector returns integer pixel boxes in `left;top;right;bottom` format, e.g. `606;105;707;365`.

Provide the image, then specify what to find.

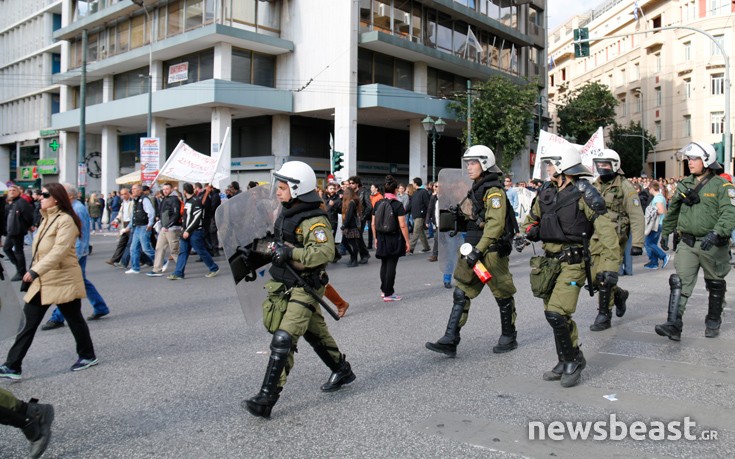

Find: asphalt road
1;233;734;458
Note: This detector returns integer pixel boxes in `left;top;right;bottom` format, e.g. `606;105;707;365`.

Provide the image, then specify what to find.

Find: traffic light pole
574;25;732;175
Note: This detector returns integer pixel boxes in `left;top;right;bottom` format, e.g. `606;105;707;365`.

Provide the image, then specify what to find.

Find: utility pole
79;29;87;198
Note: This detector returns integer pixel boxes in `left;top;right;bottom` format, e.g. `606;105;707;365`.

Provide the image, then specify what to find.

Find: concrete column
333;0;358;180
272;114;290;171
211;106;232;187
414;62;428;94
59;130;78;184
61;0;72;27
151;59;163;91
151;117;167;160
101;126;119;195
102;75;114;102
0;145;10;180
409;118;428;183
214;42;233;80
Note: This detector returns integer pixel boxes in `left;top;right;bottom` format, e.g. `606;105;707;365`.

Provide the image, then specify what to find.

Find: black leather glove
465;247;482;268
660;235;669;251
513;235;528;253
630;246;643;256
526;224;540;242
272;244;293;267
597;271;618;288
699;231;720;251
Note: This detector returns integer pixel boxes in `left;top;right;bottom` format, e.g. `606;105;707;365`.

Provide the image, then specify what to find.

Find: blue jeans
50;256;109;323
174;229;218;277
645;228;667;267
90;216;102;231
130;226;155;271
619;233;633;276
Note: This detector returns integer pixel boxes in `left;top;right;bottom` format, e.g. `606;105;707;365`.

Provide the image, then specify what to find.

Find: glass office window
374;52;393;86
257;0;280;31
186;0;203;30
164;49;214;88
453;22;467;57
88;32;99;62
114;66;148;100
437;13;453;54
372;1;391;32
232;49;253;84
394;58;413;90
131;14;146;49
252;53;275;87
357;48;373;86
118;20;130;53
199;49;214;80
424;9;437;48
168;1;183;36
232;0;256;25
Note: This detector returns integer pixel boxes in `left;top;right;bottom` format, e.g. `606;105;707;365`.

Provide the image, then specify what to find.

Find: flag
464;26;482;60
548;54;555;70
633;0;640;20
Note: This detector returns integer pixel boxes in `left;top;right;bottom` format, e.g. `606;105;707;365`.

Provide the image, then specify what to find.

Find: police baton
281;262;340;321
581;233;595;297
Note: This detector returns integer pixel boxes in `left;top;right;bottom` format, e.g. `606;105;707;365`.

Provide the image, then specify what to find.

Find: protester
643;180;670;270
372;175;410;302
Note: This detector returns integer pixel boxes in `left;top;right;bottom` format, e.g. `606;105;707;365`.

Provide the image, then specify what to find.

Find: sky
547;0;597;31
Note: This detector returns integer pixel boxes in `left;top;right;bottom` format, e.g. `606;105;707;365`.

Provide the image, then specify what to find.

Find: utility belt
545;245;585;265
281;269;329;290
679;232;729;248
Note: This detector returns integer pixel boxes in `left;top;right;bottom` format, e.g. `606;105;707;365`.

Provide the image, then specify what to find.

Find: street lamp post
422;116;446;183
132;0;153;137
634;88;646;176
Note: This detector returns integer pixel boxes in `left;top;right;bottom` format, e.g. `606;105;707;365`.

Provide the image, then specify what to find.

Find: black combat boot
614;288;629;317
590;284;613;331
243;330;291;418
655;274;683;341
493;297;518;353
542;335;564;381
704;279;726;338
425;288;466;357
21;399;55;459
320;355;356;392
545;311;585;388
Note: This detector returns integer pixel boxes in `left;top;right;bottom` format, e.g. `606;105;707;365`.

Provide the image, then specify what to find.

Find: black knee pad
271;330;293;354
544;311;567;330
453;287;467;303
704;278;726;293
669;274;682;290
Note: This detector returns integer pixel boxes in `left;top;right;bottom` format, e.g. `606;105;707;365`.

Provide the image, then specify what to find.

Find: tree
449;75;537;171
557;82;617;142
607;121;658;177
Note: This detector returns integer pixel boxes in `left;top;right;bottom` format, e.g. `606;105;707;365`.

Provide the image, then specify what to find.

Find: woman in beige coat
0;183;98;381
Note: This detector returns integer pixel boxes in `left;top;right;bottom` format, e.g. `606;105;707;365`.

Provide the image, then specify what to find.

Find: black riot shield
216;185;281;327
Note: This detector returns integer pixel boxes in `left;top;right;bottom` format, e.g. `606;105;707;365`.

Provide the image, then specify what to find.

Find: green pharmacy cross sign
48;139;60;152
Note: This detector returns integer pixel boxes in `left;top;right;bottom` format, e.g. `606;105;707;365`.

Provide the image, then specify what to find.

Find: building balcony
51;79;292;134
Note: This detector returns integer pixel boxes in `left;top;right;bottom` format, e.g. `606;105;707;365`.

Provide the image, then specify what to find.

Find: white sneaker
125;269;140;274
162;261;169;272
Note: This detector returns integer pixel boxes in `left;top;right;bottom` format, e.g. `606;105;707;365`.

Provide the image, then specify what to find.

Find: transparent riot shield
437;169;472;276
216;185;281;327
0;271;24;341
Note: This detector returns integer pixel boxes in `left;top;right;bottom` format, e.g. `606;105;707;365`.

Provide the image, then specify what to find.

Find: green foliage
449;75;537;171
607;121;658;177
557;82;617;142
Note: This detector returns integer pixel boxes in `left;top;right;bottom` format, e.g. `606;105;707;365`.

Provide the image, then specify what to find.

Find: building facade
18;0;545;195
0;0;63;188
548;0;734;179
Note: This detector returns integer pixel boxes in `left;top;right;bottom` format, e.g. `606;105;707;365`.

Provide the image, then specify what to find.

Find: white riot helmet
593;148;621;180
463;145;501;173
678;141;723;170
272;160;321;203
539;143;592;177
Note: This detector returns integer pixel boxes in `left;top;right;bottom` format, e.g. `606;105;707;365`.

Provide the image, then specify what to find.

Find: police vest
269;202;327;286
132;198;148;227
465;174;503;244
537;183;593;244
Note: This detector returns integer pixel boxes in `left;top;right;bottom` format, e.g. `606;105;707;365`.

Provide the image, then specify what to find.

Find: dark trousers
3;234;26;275
357;218;370;259
4;294;95;373
344;238;359;262
111;231;130;263
380;256;400;296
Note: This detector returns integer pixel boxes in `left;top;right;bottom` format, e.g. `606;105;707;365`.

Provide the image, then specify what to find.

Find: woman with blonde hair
0;183;98;380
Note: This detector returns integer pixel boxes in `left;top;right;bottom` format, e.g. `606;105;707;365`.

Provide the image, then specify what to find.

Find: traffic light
332;151;344;172
713;134;730;165
574;27;590;58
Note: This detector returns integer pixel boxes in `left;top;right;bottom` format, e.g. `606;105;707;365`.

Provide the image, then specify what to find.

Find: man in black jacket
147;183;182;277
407;177;431;253
4;185;33;281
348;176;371;263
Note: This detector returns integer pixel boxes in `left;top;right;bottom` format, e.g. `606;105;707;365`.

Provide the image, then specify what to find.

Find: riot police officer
244;161;355;418
425;145;519;357
589;149;645;331
522;144;620;387
656;141;735;340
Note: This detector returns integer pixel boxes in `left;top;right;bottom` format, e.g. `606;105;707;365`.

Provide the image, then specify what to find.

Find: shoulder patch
486;192;503;199
632;198;640;207
309;222;327;231
313;228;328;243
727;188;735;206
724;182;735;188
490;196;502;209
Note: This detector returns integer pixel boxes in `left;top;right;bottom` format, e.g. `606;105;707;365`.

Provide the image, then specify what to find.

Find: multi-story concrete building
0;0;63;187
38;0;544;195
548;0;734;179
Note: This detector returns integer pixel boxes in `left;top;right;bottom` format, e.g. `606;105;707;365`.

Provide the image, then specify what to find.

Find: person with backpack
372;175;410;302
425;146;520;358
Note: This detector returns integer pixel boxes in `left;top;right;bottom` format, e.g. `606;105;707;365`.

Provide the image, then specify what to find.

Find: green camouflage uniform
660;174;735;314
265;215;340;387
453;186;517;328
590;172;645;312
523;181;620;347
